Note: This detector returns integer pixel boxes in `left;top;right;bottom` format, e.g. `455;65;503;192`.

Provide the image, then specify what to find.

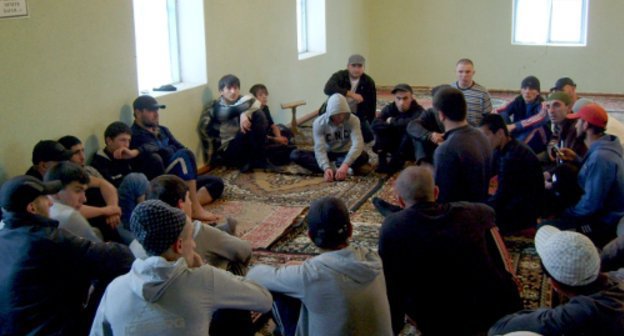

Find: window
512;0;589;46
296;0;326;60
132;0;206;94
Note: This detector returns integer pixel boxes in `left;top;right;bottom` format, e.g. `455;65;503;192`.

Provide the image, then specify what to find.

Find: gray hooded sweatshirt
246;245;393;336
313;93;364;171
90;257;272;336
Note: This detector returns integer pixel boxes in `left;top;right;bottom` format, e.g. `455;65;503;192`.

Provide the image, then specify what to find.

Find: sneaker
372;197;401;217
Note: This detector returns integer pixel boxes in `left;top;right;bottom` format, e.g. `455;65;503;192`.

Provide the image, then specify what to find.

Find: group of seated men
1;54;624;335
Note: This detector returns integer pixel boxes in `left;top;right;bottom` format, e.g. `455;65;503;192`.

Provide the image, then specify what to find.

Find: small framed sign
1;0;28;19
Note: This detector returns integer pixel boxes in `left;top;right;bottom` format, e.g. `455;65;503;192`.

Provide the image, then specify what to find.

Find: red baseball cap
566;103;608;129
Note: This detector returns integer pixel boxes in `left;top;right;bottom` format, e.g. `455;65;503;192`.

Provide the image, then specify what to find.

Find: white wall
0;0;370;181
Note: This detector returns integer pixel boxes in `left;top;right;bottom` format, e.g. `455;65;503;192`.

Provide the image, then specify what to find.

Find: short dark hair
104;121;132;141
433;87;467;121
307;196;351;249
147;175;189;207
218;74;240;92
44;161;90;187
431;84;452;97
456;58;474;66
480;113;509;137
249;84;268;97
586;123;606;135
57;135;82;150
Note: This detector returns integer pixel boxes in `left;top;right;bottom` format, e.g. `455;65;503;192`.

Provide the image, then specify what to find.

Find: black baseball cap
133;95;166;110
0;175;61;212
391;83;414;95
551;77;577;92
32;140;74;165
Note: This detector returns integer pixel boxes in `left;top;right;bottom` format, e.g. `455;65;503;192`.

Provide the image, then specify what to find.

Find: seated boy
290;93;370;182
198;74;278;172
58;135;124;241
130;95;221;222
246;196;393;336
249;83;296;165
146;174;251;272
90;200;272;336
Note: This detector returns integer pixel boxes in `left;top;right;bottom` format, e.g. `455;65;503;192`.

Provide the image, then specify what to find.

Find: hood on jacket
130;256;188;302
325;93;352;119
587;134;624;158
315;246;382;284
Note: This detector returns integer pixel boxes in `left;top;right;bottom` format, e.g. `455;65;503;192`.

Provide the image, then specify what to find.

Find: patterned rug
204;200;305;249
505;235;552;309
210;167;385;210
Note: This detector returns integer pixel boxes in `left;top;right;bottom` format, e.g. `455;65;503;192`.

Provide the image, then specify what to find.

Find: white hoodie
90;257;272;336
246;245;393;336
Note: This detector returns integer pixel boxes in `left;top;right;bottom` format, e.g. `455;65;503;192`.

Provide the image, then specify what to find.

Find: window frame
512;0;589;47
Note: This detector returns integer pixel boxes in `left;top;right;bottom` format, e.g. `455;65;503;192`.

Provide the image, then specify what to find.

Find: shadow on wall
120;104;133;126
84;134;101;166
195;87;216;165
0;161;7;185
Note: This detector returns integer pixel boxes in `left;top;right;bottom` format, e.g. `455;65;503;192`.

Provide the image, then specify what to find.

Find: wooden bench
280;100;307;135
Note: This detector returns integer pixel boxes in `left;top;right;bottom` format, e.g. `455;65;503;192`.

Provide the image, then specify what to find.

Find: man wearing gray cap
0;175;133;335
90;200;272;336
324;54;377;143
489;225;624;335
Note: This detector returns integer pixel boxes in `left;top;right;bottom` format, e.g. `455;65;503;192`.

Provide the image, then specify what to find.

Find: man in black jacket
0;175;133;335
324;54;377;143
371;83;424;173
479;113;545;234
378;166;522;335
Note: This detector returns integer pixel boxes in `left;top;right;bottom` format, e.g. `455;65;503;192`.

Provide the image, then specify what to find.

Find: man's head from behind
455;58;475;88
31;140;73;174
147;174;191;217
545;92;572;125
535;225;600;289
479;113;509;151
44;161;90;210
520;76;541;104
104;121;132;153
58;135;86;167
394;166;437;208
219;74;241;104
433;87;467;122
130;200;194;262
0;175;60;217
133;95;166;128
307;196;352;250
391;84;414;112
347;54;365;79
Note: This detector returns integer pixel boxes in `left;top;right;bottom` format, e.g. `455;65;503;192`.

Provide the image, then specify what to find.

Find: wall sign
1;0;28;19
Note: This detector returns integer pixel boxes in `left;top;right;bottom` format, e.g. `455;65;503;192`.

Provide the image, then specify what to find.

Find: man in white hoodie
290;93;370;182
90;200;272;336
246;196;393;336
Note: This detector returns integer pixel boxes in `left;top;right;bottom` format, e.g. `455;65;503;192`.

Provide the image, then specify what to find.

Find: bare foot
192;208;222;223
